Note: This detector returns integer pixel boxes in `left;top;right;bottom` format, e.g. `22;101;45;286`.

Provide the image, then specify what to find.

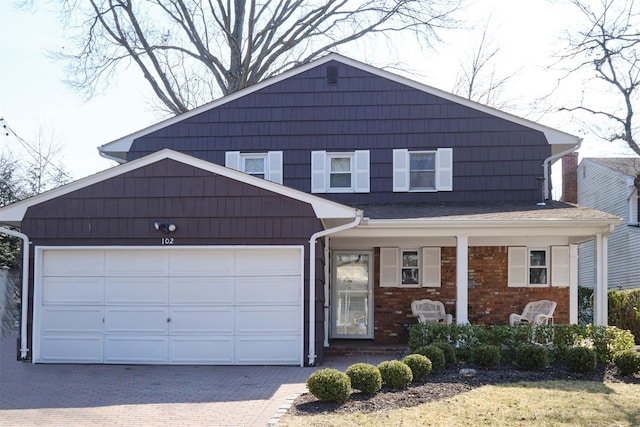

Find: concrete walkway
0;334;396;426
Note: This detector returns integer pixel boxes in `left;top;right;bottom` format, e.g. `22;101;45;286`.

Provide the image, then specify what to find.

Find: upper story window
629;189;639;226
508;246;569;287
311;150;370;193
393;148;453;192
225;151;283;184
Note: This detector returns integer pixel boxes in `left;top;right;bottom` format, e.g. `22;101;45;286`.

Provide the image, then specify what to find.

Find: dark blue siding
128;60;551;204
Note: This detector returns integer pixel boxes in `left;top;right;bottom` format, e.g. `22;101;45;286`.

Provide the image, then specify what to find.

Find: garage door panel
235;249;301;276
169;277;234;305
235;306;300;334
40;335;103;363
41;306;104;333
105;336;168;364
42;277;104;305
169;307;233;334
235;276;301;305
42;250;104;276
169;250;234;276
105;307;169;334
105;250;169;276
105;277;169;305
169;336;234;364
235;335;301;365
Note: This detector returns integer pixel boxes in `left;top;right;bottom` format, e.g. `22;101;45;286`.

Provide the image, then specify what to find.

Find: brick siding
373;246;569;344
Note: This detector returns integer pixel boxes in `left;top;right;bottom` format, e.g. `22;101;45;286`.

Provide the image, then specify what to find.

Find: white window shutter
421;247;441;287
508;247;527;287
311;151;327;193
354;150;370;193
380;248;399;287
436;148;453;191
225;151;241;171
266;151;283;184
551;246;570;287
393;149;410;192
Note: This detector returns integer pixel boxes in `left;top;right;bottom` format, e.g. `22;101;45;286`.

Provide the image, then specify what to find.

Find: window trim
393;148;453;192
379;247;441;288
225;151;282;184
241;153;267;179
408;150;437;191
508;246;557;288
311;150;370;193
528;248;549;287
400;249;420;287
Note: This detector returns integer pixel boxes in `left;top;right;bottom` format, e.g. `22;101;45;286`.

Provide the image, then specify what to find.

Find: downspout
542;139;582;200
308;213;362;366
0;227;30;359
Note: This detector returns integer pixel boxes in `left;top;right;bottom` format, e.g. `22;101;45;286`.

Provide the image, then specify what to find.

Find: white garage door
34;246;303;365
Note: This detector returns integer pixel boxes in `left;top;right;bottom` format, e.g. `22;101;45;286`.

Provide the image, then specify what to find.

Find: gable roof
583;157;640;178
0;149;359;226
99;53;581;162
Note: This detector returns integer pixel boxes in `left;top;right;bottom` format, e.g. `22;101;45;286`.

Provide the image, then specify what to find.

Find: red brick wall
373;246;569;344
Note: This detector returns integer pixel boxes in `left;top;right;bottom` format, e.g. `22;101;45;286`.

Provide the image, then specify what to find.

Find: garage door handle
167;317;171;323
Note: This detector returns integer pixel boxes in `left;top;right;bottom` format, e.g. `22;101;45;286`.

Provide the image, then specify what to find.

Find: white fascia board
0;149;358;225
99;53;579;160
336;218;622;238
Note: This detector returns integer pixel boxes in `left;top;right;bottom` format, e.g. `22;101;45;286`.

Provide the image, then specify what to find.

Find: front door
331;252;373;339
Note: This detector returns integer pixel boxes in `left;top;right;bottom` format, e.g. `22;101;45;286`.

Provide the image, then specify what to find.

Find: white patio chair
509;300;557;326
411;299;453;325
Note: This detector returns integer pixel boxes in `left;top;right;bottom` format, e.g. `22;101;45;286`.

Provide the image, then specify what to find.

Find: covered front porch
320;202;621;347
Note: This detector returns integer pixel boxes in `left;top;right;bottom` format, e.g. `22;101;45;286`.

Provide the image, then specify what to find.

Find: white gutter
0;227;30;359
308;214;362;366
542;139;582;200
97;147;127;164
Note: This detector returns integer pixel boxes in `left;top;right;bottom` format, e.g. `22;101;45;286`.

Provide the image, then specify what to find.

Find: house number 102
161;237;174;245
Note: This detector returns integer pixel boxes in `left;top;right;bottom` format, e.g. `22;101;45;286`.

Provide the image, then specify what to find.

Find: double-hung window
311;150;370;193
380;247;441;288
401;250;420;285
393;148;453;192
508;246;569;287
225;151;283;184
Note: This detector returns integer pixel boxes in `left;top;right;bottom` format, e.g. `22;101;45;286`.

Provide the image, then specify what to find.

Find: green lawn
278;381;640;426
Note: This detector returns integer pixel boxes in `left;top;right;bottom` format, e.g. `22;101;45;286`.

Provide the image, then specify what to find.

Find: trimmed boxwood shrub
306;368;351;403
612;350;640;376
566;346;597;374
413;345;446;372
377;360;413;389
345;363;382;395
432;341;457;365
515;344;551;371
402;354;432;381
471;345;501;369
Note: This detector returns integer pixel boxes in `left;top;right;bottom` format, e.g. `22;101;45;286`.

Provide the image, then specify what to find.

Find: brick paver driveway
0;333;392;426
0;333;312;426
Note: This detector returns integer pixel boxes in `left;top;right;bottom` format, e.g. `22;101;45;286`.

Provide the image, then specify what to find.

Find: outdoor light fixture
154;221;177;233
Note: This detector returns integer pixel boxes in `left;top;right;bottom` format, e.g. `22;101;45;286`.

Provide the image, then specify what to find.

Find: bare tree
46;0;462;115
558;0;640;156
452;19;517;108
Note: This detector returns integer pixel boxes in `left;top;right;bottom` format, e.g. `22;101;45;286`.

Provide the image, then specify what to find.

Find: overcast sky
1;0;636;183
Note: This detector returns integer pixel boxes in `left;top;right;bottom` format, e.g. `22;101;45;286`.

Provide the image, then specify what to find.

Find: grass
277;381;640;426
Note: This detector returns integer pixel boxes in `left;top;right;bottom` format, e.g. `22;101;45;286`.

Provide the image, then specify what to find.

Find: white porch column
456;235;469;324
569;244;578;324
593;233;609;326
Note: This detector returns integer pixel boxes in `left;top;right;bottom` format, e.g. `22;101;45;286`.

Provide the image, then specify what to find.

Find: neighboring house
576;157;640;290
0;54;620;367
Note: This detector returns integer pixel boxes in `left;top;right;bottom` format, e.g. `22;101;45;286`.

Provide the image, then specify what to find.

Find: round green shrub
515;344;551;371
414;345;446;371
345;363;382;395
432;341;457;365
306;368;351;403
471;344;501;369
402;354;432;381
377;360;413;389
612;350;640;376
566;346;597;374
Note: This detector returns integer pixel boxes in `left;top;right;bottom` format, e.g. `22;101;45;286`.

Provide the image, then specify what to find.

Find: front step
324;342;409;358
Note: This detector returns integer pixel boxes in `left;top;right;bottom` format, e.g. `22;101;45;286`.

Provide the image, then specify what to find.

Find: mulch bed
287;362;640;416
